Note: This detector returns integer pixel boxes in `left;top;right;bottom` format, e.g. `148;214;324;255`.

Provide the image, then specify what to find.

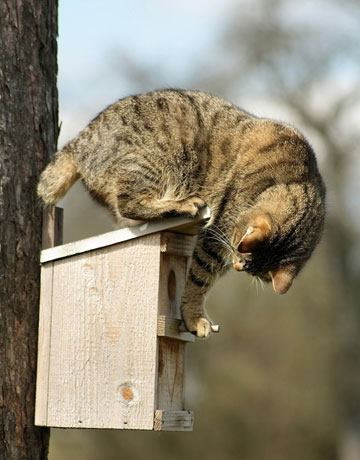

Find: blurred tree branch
107;1;360;457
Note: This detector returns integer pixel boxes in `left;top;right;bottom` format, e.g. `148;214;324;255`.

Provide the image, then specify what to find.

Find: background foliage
51;1;360;458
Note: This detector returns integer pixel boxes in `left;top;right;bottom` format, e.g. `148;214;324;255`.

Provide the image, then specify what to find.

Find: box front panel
46;234;161;429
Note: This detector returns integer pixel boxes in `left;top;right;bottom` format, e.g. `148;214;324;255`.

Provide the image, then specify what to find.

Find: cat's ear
270;265;296;295
238;214;272;253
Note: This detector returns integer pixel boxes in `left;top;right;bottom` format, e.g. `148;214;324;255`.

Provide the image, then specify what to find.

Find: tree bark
0;1;58;459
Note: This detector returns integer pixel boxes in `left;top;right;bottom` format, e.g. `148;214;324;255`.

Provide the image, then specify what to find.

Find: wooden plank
157;316;195;343
34;262;54;426
42;206;63;249
40;206;210;263
35;205;63;425
160;233;197;257
153;410;193;431
158;253;187;318
156;338;186;413
46;233;161;429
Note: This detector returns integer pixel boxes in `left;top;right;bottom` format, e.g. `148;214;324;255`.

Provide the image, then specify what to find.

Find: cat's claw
180;196;205;217
186;317;212;338
190;196;205;208
195;318;212;338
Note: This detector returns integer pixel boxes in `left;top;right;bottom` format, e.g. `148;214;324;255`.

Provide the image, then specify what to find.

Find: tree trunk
0;1;58;459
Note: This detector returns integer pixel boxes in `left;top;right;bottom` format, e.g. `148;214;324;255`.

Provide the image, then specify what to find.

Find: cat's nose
233;261;245;271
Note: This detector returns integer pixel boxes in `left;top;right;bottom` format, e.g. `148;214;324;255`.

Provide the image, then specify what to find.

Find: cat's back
78;89;251;142
67;89;251;176
70;89;210;156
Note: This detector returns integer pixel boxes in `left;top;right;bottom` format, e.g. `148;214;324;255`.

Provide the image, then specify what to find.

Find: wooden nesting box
35;207;210;431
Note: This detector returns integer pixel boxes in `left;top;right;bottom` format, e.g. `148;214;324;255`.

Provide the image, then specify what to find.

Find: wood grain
37;221;196;430
160;232;197;257
157;316;195;343
0;0;58;456
156;338;187;413
35;206;63;426
153;410;194;431
158;253;187;319
45;233;161;429
42;207;63;249
40;206;209;263
35;263;54;426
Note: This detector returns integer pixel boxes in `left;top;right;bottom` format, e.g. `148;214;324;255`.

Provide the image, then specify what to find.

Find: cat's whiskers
206;234;234;255
208;223;235;249
223;260;234;268
257;276;265;292
206;226;236;256
251;275;260;296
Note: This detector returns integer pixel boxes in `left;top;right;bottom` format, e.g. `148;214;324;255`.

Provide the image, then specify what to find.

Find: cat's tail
37;147;80;204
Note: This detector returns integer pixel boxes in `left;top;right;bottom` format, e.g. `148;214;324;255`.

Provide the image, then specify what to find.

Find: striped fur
37;89;326;337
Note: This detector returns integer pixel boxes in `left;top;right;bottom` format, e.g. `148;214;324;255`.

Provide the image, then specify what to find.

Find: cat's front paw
179;196;205;217
190;196;205;208
185;316;212;338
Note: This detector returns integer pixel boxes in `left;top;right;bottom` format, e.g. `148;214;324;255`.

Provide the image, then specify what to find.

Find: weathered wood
42;207;63;249
156;234;195;431
36;215;197;430
38;234;161;429
157;316;195;342
40;206;210;263
153;410;194;431
0;0;58;457
160;232;197;257
156;338;186;412
36;207;63;426
158;253;187;319
35;263;54;426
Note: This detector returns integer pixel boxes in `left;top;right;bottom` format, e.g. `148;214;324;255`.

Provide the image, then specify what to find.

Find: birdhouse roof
40;206;211;264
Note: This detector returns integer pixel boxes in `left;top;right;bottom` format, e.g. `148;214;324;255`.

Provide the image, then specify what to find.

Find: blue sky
58;0;233;133
59;0;229;77
58;0;359;141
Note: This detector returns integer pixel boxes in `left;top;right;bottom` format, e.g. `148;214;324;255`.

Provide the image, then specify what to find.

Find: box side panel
156;251;189;413
47;233;161;429
35;263;54;426
157;338;186;411
158;253;187;319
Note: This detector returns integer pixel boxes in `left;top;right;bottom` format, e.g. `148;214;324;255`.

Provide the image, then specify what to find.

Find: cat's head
232;181;325;294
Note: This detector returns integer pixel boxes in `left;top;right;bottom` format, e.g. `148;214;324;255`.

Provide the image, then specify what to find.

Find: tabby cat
37;89;326;337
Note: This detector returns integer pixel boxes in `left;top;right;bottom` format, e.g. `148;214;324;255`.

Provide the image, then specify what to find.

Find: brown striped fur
37;89;326;337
